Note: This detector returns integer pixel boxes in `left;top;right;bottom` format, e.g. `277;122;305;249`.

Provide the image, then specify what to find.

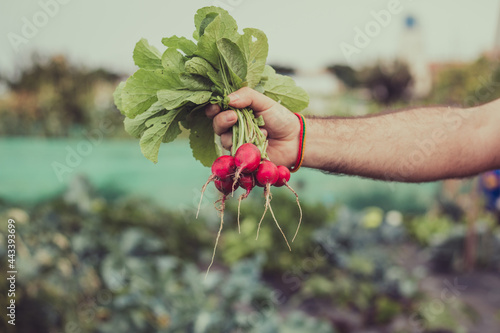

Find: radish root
237;195;243;233
269;202;291;251
256;184;271;240
237;191;251;234
232;169;241;194
256;184;291;251
286;182;303;242
205;195;226;278
196;175;214;219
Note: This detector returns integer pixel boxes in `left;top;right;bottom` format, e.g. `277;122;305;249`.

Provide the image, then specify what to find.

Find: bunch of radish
197;143;302;275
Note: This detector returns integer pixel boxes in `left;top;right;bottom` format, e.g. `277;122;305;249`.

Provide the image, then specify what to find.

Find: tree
327;61;413;105
0;54;121;136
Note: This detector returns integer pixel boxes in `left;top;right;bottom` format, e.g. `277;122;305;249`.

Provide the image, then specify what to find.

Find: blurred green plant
427;56;500;106
296;208;421;327
0;178;335;333
428;222;500;273
408;214;455;246
0;176;488;332
407;213;500;273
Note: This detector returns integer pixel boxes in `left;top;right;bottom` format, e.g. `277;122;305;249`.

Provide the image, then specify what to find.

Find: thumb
228;87;277;112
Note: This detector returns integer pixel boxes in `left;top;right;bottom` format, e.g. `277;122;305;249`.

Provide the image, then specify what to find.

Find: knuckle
213;117;227;135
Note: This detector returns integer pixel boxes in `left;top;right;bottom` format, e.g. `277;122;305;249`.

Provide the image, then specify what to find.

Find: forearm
302;102;500;182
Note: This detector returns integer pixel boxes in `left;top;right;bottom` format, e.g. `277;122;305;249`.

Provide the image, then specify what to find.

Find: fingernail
224;112;236;122
228;93;240;102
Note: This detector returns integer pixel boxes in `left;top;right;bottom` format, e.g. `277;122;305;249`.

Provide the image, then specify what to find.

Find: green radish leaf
188;102;210;116
186;57;224;88
216;38;247;87
113;81;126;115
121;69;180;118
161;35;197;56
254;83;265;94
140;108;184;163
185;57;217;79
157;89;212;110
133;38;163;70
188;111;221;167
162;111;184;143
193;6;230;40
262;65;309;112
199;13;219;37
162;48;186;73
123;101;165;138
237;28;268;88
207;71;224;89
179;73;213;91
195;13;239;68
118;6;310;168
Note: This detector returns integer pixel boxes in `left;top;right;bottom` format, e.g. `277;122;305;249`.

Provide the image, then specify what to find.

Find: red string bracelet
290;113;306;173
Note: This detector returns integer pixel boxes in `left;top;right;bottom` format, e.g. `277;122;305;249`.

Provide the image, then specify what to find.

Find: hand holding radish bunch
206;87;302;169
201;88;307;271
114;6;308;277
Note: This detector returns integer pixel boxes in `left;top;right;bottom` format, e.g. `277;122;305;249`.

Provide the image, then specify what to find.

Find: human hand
205;87;301;168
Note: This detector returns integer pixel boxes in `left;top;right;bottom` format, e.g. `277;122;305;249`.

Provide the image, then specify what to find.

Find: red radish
274;165;290;187
235;143;261;172
212;155;236;179
255;160;279;186
238;173;255;194
236;173;256;233
197;155;236;218
255;179;265;187
275;165;303;242
255;160;291;251
215;177;238;195
232;143;261;190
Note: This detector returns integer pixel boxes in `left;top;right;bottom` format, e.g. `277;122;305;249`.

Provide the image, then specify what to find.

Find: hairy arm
207;88;500;182
304;99;500;182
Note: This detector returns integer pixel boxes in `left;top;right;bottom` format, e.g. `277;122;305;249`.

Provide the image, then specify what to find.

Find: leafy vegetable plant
114;6;309;274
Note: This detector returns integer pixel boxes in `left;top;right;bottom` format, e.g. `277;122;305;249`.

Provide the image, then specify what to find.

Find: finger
213;110;237;135
228;87;277;112
260;128;268;138
205;103;221;119
220;132;233;151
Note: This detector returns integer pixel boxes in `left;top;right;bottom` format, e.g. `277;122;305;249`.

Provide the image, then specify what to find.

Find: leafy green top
114;6;309;166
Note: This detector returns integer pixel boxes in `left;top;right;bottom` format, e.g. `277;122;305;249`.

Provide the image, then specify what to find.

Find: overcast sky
1;0;499;76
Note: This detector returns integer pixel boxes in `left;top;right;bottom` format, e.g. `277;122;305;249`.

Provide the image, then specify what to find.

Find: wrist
282;113;302;169
301;117;325;170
